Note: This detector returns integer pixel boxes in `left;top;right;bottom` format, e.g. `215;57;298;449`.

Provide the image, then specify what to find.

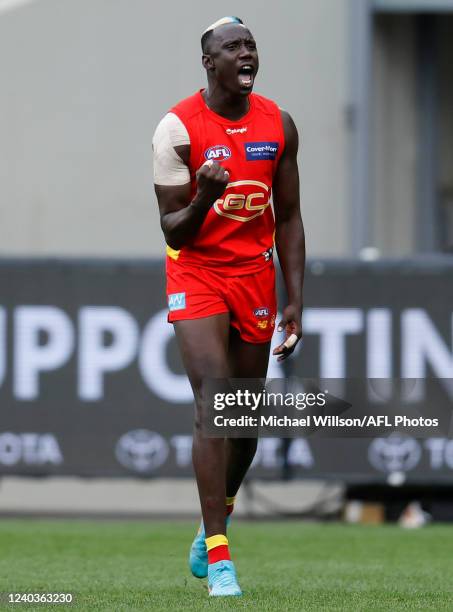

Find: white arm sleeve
152;112;191;186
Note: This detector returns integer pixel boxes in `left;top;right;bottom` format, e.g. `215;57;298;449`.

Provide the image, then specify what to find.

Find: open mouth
238;65;254;88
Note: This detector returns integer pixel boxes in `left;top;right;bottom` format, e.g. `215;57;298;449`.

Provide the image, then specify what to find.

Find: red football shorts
166;262;277;343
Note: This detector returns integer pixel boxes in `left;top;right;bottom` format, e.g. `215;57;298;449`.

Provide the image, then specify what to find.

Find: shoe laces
213;563;236;588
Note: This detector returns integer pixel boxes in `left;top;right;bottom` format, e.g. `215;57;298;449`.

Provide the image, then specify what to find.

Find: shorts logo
254;307;269;317
168;292;186;311
262;247;273;262
257;320;268;330
245;142;279;161
204;145;232;162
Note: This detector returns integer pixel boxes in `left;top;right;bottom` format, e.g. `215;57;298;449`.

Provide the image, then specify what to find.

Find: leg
225;327;271;497
174;314;230;538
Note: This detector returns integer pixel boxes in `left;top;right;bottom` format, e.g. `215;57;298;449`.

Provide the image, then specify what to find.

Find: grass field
0;519;452;611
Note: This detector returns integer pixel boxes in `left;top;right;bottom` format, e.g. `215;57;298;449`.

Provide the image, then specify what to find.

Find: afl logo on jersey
254;307;269;317
204;145;232;162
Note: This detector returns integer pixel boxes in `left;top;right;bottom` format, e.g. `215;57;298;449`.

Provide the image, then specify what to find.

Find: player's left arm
272;110;305;361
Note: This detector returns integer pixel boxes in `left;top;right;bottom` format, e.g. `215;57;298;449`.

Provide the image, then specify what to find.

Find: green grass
0;519;452;611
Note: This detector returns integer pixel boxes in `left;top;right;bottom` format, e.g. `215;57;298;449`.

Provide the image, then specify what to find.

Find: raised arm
153;115;229;250
272;110;305;361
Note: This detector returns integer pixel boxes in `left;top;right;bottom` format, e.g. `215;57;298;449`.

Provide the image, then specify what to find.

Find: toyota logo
115;429;169;473
368;434;421;473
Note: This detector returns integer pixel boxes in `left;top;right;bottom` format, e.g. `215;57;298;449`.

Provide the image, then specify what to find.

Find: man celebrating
153;16;305;597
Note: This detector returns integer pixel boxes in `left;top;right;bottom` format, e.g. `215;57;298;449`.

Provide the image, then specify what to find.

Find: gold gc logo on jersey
214;180;270;222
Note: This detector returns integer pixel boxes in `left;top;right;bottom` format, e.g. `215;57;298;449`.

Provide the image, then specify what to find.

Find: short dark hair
201;17;244;54
201;30;214;54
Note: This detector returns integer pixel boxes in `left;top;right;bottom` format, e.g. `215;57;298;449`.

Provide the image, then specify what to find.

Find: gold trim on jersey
166;244;181;260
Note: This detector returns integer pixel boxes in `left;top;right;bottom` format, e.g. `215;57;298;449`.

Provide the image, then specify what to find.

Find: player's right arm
153;113;229;250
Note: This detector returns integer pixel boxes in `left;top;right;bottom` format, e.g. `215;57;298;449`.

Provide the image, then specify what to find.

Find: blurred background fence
0;257;452;521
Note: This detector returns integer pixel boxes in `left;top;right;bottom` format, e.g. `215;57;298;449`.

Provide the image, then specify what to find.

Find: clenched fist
195;160;229;207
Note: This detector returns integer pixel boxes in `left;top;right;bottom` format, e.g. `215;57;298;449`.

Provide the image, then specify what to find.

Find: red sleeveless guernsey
167;90;285;276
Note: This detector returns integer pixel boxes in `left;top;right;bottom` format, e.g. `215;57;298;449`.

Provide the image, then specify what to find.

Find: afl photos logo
204;145;232;162
214;180;270;222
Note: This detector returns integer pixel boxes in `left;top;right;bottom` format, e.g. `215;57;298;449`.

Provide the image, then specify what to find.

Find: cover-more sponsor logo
245;141;279;161
214;180;270;222
115;429;169;473
204;145;231;162
226;127;247;135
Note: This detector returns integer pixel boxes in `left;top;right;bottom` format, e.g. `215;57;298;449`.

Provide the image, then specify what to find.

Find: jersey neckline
198;89;255;126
